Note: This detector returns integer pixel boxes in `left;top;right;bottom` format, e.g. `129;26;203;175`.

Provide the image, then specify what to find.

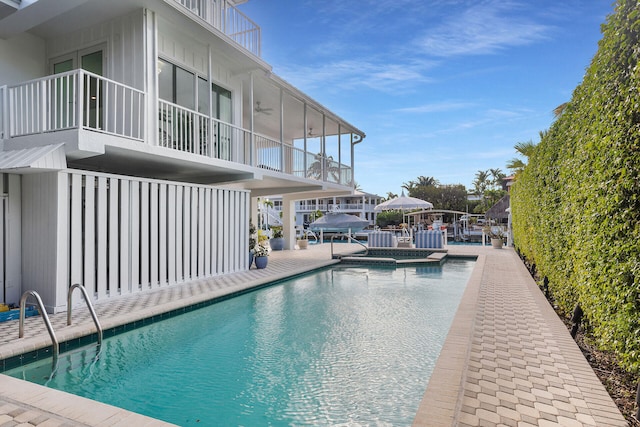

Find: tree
507;138;539;175
401;180;417;194
472;170;491;195
489;168;506;189
385;191;398;201
417;176;439;187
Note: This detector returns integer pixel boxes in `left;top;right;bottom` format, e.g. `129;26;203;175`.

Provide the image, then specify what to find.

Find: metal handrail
67;283;103;346
19;291;59;361
330;233;369;259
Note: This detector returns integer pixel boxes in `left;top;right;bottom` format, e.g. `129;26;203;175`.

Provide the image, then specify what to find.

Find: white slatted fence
65;170;249;302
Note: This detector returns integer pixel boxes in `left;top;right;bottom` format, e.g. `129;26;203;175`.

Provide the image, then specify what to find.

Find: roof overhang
0;143;67;173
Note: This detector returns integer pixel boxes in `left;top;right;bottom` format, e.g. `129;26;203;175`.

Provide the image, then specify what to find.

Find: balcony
1;70;353;187
175;0;261;57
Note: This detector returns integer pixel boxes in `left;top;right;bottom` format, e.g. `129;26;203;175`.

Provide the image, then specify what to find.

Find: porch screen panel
167;185;177;285
175;186;184;281
150;182;159;288
83;175;96;294
69;174;83;289
183;187;192;279
216;189;224;275
228;191;240;272
139;181;150;290
211;188;219;276
108;178;120;295
96;177;108;299
203;188;212;276
197;188;205;277
190;187;198;277
159;183;168;287
129;180;140;293
222;190;230;273
119;180;130;294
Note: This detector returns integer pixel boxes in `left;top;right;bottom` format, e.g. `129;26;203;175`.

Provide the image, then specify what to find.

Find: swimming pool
6;260;474;426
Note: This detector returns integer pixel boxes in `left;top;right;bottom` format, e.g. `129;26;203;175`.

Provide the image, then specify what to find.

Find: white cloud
415;1;552;57
395;101;476;114
278;58;436;95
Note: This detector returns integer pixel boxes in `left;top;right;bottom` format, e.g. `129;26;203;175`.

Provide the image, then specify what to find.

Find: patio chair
368;231;397;247
415;230;443;249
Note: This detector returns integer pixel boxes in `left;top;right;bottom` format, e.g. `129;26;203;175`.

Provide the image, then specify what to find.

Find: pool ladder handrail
330;233;369;259
19;290;59;361
67;283;103;346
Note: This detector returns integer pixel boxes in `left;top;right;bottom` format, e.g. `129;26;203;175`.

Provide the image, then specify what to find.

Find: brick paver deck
0;244;628;426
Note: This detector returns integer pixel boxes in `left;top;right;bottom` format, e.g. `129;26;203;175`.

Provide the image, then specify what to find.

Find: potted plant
269;226;284;251
483;225;505;249
253;243;269;269
249;221;257;266
297;232;308;249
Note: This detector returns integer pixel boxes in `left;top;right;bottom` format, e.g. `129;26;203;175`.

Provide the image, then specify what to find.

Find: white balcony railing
8;70;145;140
3;73;353;187
175;0;261;57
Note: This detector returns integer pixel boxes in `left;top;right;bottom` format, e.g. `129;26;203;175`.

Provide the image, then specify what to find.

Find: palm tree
472;170;491;195
385;191;398;201
417;176;439;187
507;139;538;175
489;168;505;190
402;181;417;194
553;102;568;118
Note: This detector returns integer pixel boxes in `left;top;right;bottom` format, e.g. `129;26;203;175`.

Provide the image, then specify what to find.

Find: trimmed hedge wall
511;0;640;372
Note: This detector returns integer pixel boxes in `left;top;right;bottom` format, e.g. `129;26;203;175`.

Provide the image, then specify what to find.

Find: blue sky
238;0;612;197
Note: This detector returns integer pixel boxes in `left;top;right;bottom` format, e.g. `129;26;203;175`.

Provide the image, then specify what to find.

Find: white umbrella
374;192;433;212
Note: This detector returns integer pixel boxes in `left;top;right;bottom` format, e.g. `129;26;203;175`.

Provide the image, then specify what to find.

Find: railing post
77;70;84;130
0;85;6;140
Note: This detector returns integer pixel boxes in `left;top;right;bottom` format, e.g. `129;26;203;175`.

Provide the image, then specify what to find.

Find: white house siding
46;10;146;90
21;170;249;313
0;174;21;307
0;33;46;86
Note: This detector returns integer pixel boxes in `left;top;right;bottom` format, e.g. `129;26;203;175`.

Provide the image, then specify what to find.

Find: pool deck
0;244;629;426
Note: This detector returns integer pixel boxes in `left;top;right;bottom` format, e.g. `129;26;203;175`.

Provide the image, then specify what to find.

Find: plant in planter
269;226;285;251
253;243;269;269
483;225;505;248
249;221;257;266
297;232;309;249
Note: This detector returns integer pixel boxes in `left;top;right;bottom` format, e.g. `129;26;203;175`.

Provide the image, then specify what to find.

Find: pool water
6;260;474;426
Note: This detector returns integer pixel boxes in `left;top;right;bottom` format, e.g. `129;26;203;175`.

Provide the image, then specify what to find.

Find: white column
281;195;296;250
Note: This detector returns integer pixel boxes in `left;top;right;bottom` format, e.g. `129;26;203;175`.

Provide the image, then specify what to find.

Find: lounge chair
368;231;397;247
415;230;443;249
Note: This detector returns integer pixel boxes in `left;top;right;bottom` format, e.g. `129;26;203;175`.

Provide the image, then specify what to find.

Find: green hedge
511;0;640;372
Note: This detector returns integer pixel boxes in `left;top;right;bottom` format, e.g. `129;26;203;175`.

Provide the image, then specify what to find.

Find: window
157;58;234;159
157;59;195;110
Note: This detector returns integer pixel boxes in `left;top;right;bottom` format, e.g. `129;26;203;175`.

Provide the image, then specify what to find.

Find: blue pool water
6;260;474;426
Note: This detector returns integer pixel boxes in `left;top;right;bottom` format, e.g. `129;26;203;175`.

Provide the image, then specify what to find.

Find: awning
0;143;67;173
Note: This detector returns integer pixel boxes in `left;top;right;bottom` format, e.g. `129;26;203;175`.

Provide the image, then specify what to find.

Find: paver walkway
0;244;629;426
414;246;627;427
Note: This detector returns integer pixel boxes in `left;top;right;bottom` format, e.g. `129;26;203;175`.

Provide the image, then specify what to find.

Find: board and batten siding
22;170;249;312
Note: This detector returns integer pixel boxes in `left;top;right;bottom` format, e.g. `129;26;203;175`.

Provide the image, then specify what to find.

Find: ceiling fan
254;101;272;115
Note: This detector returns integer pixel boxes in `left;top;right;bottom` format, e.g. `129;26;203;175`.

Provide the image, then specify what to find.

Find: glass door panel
81;50;104;129
52;57;75;129
213;84;232;160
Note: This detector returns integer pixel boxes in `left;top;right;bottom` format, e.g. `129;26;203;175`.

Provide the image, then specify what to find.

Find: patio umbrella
374;192;433;212
309;212;369;232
